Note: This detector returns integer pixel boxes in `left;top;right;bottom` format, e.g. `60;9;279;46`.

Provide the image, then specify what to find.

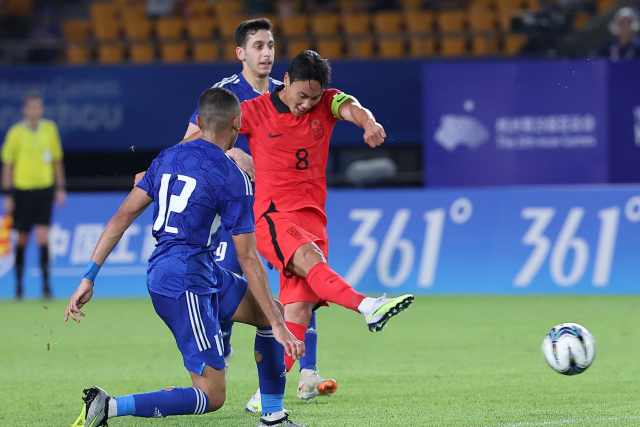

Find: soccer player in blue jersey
183;18;338;411
65;88;306;427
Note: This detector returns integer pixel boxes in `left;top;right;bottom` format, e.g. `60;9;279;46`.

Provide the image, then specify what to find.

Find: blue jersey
189;73;282;155
137;138;255;298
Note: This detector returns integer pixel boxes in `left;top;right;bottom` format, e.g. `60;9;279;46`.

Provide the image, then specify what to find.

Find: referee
1;92;66;299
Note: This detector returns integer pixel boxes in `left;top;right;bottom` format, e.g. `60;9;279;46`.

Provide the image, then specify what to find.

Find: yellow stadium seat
121;2;147;23
311;13;340;35
66;44;90;65
223;43;239;61
400;0;422;11
98;42;125;64
130;42;155;63
440;37;468;56
468;8;497;31
373;11;404;33
93;19;121;41
2;0;32;16
471;35;499;55
90;1;120;23
218;15;246;38
280;14;309;36
286;40;313;59
378;40;405;58
212;0;242;19
155;17;184;39
503;33;527;54
437;10;467;33
62;19;92;41
316;39;343;58
342;13;373;58
187;17;216;39
193;41;219;62
160;41;188;62
405;10;434;33
123;17;152;40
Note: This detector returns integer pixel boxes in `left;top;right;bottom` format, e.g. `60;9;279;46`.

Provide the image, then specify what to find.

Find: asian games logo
434;100;489;151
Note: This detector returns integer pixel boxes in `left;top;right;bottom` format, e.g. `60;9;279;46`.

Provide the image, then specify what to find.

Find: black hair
198;87;241;133
23;91;43;106
287;50;331;90
235;18;273;49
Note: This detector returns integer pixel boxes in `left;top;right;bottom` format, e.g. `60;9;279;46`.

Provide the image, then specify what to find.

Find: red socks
284;321;307;372
306;262;366;312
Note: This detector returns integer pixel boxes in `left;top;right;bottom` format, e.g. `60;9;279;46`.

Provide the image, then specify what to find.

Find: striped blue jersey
189;73;282;154
136;138;255;298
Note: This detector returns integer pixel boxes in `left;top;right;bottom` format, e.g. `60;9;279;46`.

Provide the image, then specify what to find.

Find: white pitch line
479;415;640;427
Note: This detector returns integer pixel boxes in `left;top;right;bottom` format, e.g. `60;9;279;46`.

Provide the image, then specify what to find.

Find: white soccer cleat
364;293;414;332
296;369;338;401
246;387;262;413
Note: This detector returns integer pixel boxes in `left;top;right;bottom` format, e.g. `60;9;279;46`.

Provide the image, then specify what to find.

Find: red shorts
255;208;329;306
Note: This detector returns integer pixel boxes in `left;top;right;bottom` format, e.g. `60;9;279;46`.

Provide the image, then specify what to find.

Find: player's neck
242;68;270;94
201;131;231;152
24;118;40;130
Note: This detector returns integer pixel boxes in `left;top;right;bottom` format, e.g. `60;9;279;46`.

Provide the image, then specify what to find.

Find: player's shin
283;321;307;371
255;327;286;416
110;387;210;418
299;312;317;371
306;262;366;312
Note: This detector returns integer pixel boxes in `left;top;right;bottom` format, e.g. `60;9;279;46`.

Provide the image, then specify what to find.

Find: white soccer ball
542;323;596;375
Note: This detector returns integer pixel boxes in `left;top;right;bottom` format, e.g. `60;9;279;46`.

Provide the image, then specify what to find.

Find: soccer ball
542;323;596;375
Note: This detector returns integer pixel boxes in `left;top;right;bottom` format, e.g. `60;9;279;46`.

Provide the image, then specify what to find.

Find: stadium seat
400;0;422;10
98;42;125;64
471;35;499;55
440;37;468;56
311;13;340;35
287;40;314;59
2;0;32;16
123;17;152;40
316;39;344;59
212;0;243;19
468;7;497;31
223;43;239;61
186;17;216;40
405;10;434;32
182;0;213;19
378;40;406;58
62;19;92;41
192;41;219;62
121;2;147;23
470;0;497;11
405;11;435;57
130;42;155;63
93;19;121;41
280;14;309;36
503;33;527;55
155;17;184;40
218;15;246;38
437;10;467;33
160;41;188;62
66;44;90;65
341;13;373;58
89;1;120;23
373;11;404;33
573;11;593;29
598;0;618;12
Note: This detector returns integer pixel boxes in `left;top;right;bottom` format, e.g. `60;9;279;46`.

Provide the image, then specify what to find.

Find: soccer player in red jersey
238;50;414;377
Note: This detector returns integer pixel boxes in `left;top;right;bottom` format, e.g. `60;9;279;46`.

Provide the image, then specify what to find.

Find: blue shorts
149;268;248;375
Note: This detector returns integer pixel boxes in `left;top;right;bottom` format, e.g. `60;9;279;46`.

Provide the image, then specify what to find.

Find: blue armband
83;261;101;282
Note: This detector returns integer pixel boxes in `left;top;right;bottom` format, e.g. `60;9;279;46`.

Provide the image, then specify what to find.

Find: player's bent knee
206;393;225;413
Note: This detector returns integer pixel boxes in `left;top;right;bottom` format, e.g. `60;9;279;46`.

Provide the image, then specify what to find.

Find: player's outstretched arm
64;188;153;323
232;232;305;360
338;97;386;148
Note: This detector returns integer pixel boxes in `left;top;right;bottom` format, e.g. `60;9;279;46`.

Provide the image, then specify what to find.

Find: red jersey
240;86;344;222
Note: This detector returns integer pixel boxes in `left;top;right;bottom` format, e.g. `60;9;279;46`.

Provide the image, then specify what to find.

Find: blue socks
299;311;317;371
113;387;209;418
255;327;286;415
220;321;233;358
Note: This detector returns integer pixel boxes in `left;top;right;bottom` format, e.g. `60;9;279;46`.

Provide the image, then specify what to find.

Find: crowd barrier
2;186;639;299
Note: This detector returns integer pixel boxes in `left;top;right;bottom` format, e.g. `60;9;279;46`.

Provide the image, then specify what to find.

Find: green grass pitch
1;296;639;427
